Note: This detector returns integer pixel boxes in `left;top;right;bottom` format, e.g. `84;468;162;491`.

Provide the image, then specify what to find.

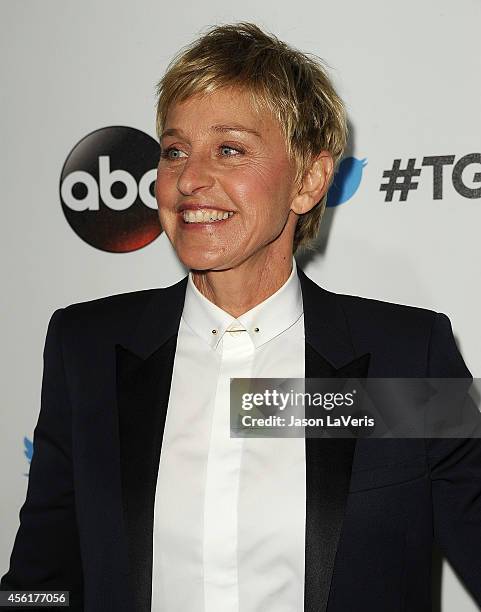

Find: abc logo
60;126;162;253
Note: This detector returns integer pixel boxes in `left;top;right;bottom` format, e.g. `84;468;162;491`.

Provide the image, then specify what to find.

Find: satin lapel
115;276;188;612
299;267;370;612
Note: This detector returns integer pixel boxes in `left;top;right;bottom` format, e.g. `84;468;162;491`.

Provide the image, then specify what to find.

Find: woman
2;22;480;612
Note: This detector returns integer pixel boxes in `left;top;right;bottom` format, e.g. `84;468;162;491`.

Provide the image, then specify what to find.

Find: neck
192;251;294;319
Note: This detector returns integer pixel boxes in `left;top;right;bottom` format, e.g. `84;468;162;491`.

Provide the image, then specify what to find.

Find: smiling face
155;86;301;272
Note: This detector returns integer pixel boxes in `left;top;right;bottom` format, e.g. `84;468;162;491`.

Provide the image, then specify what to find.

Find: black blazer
2;267;480;612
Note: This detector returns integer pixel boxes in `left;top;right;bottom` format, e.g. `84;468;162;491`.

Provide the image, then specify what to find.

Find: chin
176;248;231;273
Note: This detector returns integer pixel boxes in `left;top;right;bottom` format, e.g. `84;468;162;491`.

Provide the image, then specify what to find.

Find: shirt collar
181;258;303;351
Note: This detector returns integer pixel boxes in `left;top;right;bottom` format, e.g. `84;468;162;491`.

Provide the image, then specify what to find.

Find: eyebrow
160;124;262;140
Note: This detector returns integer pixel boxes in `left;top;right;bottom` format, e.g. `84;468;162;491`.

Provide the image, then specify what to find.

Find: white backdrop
1;0;480;609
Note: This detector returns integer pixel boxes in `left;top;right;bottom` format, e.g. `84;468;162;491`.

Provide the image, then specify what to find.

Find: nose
176;152;215;195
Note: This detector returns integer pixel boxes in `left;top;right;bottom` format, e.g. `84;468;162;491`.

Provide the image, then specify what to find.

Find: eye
161;147;187;160
219;145;243;156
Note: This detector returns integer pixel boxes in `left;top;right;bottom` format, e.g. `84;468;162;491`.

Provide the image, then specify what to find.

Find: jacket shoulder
298;266;439;337
325;288;446;376
64;286;159;317
58;277;187;341
333;290;438;333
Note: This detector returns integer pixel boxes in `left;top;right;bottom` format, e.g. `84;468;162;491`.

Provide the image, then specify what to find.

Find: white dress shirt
152;258;306;611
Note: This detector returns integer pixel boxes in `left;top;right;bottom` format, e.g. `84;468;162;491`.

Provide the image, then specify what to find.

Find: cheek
227;164;292;226
155;167;177;209
154;177;176;234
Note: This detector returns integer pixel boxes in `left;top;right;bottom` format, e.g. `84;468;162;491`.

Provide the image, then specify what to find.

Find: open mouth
181;209;235;224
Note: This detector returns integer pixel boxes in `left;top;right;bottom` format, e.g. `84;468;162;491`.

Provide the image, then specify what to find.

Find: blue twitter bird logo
24;437;33;463
327;156;367;207
24;436;33;476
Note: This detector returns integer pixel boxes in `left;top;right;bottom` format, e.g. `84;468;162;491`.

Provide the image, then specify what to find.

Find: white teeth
182;209;235;224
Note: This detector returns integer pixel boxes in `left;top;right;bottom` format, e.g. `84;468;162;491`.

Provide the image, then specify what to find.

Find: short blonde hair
155;22;347;252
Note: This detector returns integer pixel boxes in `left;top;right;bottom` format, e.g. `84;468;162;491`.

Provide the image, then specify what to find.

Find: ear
290;151;334;215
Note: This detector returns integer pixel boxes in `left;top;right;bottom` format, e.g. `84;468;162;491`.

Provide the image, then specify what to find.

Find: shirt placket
203;323;255;612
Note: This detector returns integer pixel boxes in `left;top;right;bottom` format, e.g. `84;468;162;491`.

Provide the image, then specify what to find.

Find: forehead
163;86;281;139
